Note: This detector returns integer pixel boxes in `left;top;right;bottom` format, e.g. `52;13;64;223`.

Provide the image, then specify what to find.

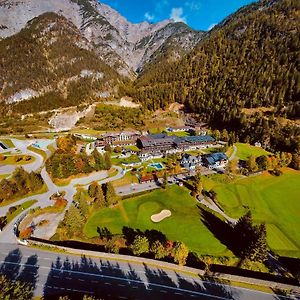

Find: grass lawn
28;145;48;161
0;155;35;165
0;139;15;148
112;171;139;187
6;200;37;223
234;143;271;160
84;185;229;256
167;131;190;137
205;168;300;257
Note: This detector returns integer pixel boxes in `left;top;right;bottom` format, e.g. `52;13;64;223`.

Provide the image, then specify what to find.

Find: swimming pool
149;163;164;170
32;140;54;150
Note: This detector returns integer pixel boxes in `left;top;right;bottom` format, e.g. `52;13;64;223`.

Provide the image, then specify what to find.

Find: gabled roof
205;152;228;165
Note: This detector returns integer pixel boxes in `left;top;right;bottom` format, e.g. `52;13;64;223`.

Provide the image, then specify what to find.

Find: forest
46;136;111;179
123;0;300;154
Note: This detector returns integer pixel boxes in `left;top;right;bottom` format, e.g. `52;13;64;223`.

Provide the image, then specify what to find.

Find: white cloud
170;7;187;23
184;1;201;11
207;23;217;31
144;12;155;22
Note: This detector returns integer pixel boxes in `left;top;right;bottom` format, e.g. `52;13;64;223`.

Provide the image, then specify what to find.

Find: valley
0;0;299;299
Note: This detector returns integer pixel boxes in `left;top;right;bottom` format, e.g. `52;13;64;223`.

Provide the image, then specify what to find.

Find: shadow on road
0;248;39;299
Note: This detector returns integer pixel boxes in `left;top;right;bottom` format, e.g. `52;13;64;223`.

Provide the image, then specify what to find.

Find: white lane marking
104;282;112;285
160;290;167;293
118;284;126;287
0;260;292;300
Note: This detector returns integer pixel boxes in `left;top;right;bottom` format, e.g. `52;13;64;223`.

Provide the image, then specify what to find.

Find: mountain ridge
0;0;203;75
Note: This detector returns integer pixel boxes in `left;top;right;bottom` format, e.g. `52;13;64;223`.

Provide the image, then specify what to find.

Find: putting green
84;186;229;256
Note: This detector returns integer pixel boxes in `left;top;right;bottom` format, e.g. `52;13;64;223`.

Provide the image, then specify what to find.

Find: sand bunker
151;210;172;223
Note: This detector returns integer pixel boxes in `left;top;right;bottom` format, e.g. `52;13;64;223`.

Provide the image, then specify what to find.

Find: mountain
0;12;122;112
126;0;300;153
0;0;203;76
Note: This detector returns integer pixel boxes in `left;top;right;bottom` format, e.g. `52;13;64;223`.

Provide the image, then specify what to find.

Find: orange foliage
19;227;33;239
54;198;68;209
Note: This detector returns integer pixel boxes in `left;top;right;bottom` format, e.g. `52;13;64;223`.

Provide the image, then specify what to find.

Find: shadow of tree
17;254;39;298
199;206;240;256
0;248;22;280
0;247;39;299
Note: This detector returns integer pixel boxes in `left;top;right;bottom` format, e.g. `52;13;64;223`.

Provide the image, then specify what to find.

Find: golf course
206;168;300;258
84;185;229;256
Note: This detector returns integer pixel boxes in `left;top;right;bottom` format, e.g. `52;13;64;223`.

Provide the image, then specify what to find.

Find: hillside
127;0;300;153
0;12;122;112
0;0;203;76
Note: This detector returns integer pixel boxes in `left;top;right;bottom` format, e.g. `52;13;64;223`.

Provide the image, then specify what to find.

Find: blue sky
99;0;258;31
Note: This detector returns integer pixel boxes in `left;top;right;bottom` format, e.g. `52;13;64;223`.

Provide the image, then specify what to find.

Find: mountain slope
127;0;300;152
0;0;203;75
0;12;121;110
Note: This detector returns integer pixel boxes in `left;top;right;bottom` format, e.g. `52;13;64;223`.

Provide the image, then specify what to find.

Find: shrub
19;227;33;239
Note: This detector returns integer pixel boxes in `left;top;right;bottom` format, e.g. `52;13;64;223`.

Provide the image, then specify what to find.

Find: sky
99;0;258;31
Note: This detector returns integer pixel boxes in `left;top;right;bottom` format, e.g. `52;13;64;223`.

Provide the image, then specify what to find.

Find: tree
172;242;189;266
161;172;168;190
0;274;33;300
104;151;112;170
104;144;112;152
131;235;149;256
246;155;258;173
192;173;202;195
104;182;119;206
88;182;98;198
256;155;270;171
234;212;268;262
92;149;104;170
150;240;167;259
226;159;238;174
63;205;85;236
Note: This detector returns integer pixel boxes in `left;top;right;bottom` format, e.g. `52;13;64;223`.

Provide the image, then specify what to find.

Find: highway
0;243;295;300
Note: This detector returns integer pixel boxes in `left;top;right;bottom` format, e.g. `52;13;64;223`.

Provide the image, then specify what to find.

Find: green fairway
84;186;229;256
235;143;271;160
206;169;300;257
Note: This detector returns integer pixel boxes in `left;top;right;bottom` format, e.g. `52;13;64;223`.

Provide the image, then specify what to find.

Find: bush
8;206;17;214
19;227;33;239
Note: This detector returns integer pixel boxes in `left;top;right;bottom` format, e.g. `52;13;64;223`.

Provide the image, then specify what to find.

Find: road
0;137;125;244
0;243;295;300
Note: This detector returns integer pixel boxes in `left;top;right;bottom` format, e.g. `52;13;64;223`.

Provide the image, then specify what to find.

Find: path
0;138;125;244
228;145;237;161
197;195;237;224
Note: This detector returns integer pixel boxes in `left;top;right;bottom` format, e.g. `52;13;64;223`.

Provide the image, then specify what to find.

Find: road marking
104;282;112;285
160;290;167;293
118;284;126;287
132;286;138;289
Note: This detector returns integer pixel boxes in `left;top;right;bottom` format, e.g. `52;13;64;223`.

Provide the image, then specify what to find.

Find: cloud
170;7;187;23
144;12;155;22
184;1;201;11
207;23;217;31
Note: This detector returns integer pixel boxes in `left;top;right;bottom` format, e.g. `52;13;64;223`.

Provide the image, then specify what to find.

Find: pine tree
104;182;119;206
104;151;112;170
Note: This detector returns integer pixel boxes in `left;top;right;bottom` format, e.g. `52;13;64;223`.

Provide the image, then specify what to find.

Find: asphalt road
0;243;294;300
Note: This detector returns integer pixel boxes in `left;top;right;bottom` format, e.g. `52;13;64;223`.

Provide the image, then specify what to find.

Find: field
84;185;229;256
234;143;271;160
205;169;300;257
